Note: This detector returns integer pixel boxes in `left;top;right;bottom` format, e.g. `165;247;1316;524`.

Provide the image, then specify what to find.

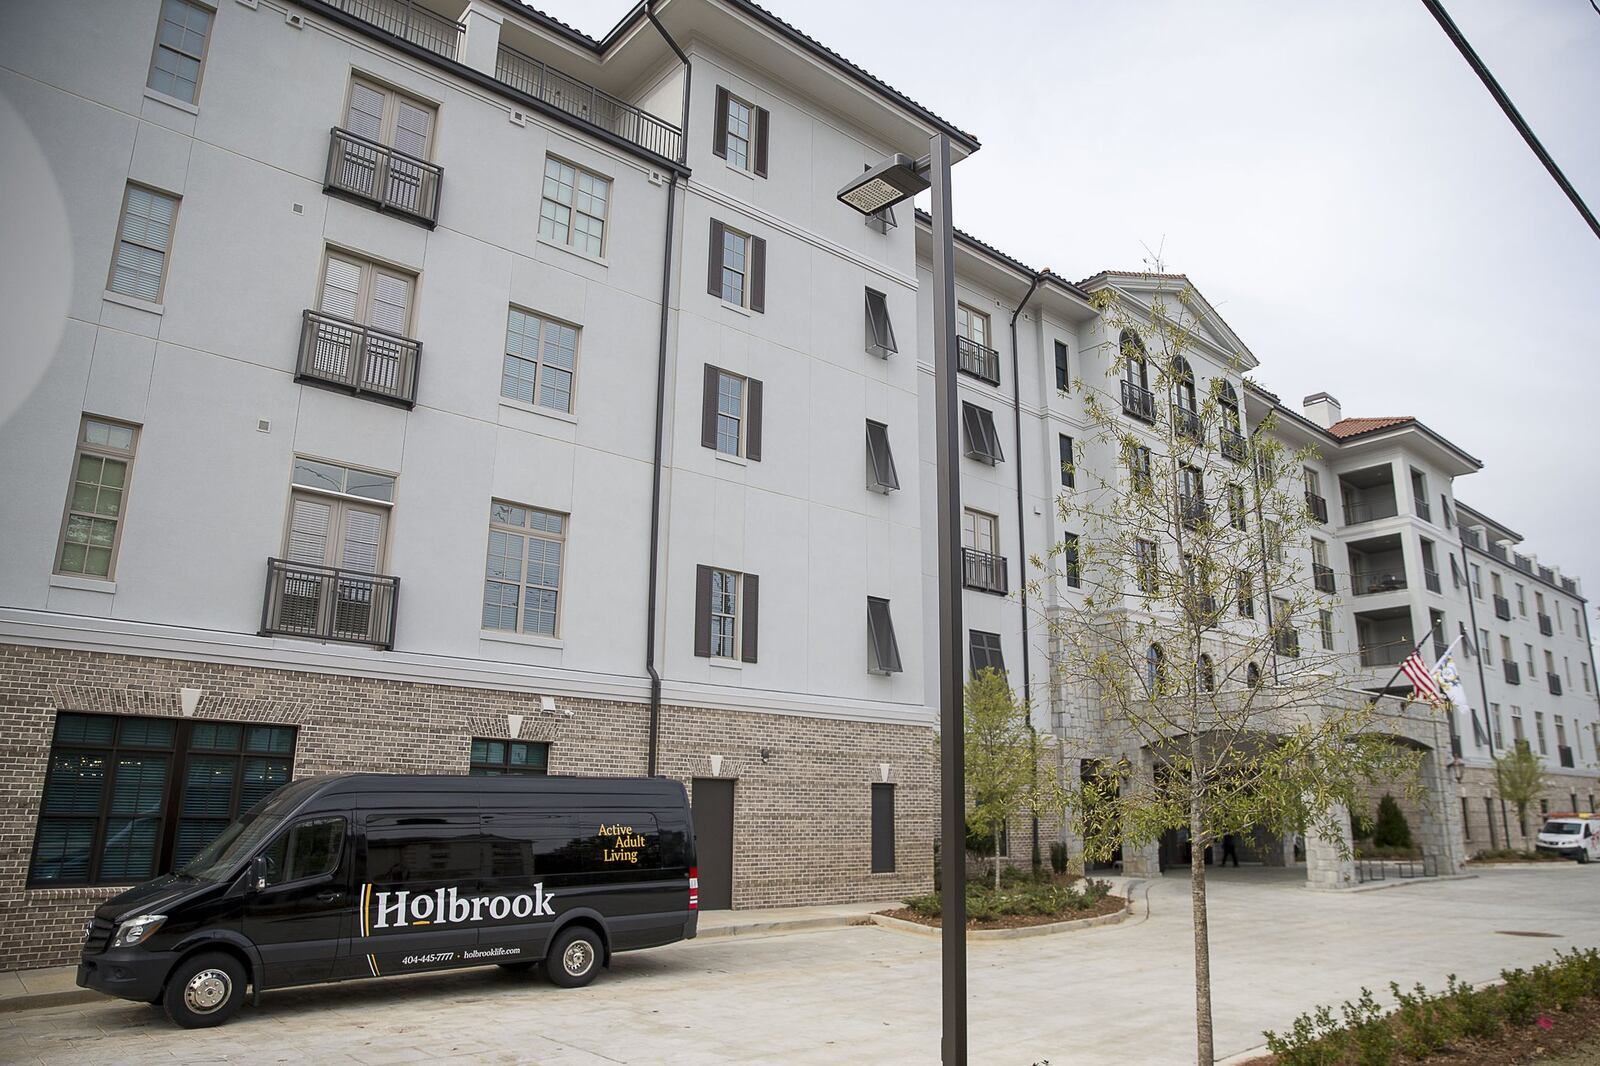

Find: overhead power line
1419;0;1600;242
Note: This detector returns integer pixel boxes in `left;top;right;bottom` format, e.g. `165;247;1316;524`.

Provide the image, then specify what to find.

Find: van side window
484;815;581;879
366;818;481;885
262;816;346;886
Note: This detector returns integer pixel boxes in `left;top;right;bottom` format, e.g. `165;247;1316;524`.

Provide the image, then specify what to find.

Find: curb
694;913;871;940
1465;861;1585;870
0;988;101;1015
1342;873;1477;893
869;897;1133;941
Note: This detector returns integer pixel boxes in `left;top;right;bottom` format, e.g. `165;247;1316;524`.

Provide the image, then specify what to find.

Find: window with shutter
146;0;213;104
715;87;769;177
865;420;899;493
969;630;1004;677
960;403;1003;465
702;366;761;460
55;416;140;580
708;221;765;311
108;184;179;303
710;569;739;658
867;597;903;674
864;289;897;357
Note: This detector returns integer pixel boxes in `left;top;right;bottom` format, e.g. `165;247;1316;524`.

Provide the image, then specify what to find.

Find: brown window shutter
749;235;766;313
745;376;762;461
754;107;770;177
713;87;730;159
701;364;720;450
741;573;759;663
707;219;725;298
694;565;713;658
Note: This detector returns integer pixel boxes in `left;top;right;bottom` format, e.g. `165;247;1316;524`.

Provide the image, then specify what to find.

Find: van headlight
112;914;167;947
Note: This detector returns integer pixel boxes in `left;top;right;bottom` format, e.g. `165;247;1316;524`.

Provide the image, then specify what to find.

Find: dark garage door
692;777;735;911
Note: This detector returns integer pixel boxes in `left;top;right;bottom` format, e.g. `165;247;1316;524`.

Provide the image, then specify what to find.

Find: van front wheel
164;952;245;1029
546;926;602;988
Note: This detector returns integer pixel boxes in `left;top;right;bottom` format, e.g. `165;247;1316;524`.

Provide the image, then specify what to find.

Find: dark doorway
692;778;735;910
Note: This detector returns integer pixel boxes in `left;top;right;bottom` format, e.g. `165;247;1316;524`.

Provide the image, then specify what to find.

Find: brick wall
0;643;934;969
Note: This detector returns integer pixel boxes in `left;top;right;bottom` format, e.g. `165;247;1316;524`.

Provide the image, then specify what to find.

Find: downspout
1457;539;1510;846
644;1;689;775
1008;270;1045;868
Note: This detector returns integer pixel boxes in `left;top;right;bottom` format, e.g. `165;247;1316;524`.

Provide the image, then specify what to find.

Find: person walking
1221;833;1240;867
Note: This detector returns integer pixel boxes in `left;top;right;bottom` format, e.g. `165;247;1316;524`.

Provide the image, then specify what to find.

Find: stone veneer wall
0;643;935;970
1456;766;1600;852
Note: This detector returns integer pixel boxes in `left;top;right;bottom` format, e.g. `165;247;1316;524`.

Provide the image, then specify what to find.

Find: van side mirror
250;855;269;893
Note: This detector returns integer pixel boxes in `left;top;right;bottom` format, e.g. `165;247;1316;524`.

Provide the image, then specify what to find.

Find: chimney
1302;392;1341;429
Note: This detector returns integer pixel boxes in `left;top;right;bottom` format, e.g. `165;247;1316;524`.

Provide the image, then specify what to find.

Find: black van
76;774;698;1027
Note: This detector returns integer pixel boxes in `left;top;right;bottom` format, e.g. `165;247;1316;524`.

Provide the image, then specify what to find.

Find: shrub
1341;988;1399;1065
1373;794;1413;849
1444;975;1501;1040
1389;981;1452;1058
1049;841;1068;874
1350;810;1375;841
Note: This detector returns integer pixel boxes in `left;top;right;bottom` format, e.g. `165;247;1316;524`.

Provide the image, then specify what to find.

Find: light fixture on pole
839;136;966;1066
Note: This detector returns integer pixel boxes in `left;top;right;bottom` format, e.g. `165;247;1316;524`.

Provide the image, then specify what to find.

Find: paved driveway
8;866;1600;1065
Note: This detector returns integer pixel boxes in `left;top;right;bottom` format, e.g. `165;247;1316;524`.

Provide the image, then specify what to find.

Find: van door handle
317;890;346;903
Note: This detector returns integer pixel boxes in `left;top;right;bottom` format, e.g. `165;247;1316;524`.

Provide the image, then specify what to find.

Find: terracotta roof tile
1326;416;1417;439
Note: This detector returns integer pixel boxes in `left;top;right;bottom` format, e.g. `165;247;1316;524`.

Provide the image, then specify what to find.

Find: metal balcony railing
1424;568;1441;593
1121;381;1156;423
1461;527;1483;549
1305;491;1328;523
1359;638;1412;668
1413;497;1432;523
1538;613;1553;636
1561;576;1578;594
1178;496;1209;530
955;335;1001;387
1559;746;1575;769
496;45;682;161
1218;427;1247;463
962;548;1008;595
1539;565;1555;583
297;310;421;407
1489;543;1509;563
1493;595;1512;620
323;0;463;59
261;558;399;649
1313;563;1335;594
1549;673;1563;696
1172;404;1203;443
324;128;442;226
1503;661;1521;685
1351;570;1407;595
1514;554;1534;575
1341;498;1399;524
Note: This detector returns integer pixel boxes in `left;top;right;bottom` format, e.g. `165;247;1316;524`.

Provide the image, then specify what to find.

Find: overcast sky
547;0;1600;604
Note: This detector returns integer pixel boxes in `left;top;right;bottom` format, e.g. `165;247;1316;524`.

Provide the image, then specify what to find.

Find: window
1237;570;1254;618
1304;467;1321;498
1179;465;1204;522
108;184;180;302
55;417;139;579
1480;629;1492;664
283;459;393;581
29;712;295;886
539;157;610;257
1556;716;1568;750
969;630;1005;677
1266;521;1284;565
1319;609;1334;650
146;0;212;104
469;739;550;776
1228;483;1247;531
870;783;896;873
1470;564;1482;599
713;86;769;176
1062;533;1080;589
1246;661;1262;688
1126;443;1153;494
261;816;346;886
866;597;903;674
864;289;897;358
1516;584;1526;616
1054;341;1070;392
865;420;900;493
1511;707;1524;742
1144;644;1165;694
1535;711;1547;755
1218;381;1242;435
1490;703;1502;747
695;566;757;662
318;250;414;334
500;308;579;413
963;508;999;557
1526;643;1536;673
1198;653;1215;693
956;304;990;348
1584;663;1592;694
344;77;435;158
706;220;765;311
483;502;566;637
1121;330;1149;389
960;402;1004;465
1172;356;1197;414
1134;539;1159;595
1058;435;1075;488
1501;635;1514;665
701;365;762;460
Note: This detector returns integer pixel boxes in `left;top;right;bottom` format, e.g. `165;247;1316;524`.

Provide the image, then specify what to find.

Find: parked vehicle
1535;813;1600;864
76;774;698;1027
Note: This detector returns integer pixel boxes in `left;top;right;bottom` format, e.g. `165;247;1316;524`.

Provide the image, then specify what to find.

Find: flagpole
1377;618;1445;695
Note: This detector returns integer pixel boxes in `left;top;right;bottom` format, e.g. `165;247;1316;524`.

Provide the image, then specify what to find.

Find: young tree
1035;282;1424;1065
1373;793;1414;850
1495;739;1549;843
964;667;1051;889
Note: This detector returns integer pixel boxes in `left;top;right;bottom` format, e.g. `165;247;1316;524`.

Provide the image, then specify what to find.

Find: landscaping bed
884;870;1125;930
1464;848;1570;865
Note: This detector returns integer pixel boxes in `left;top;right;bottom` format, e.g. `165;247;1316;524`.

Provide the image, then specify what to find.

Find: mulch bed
878;894;1125;930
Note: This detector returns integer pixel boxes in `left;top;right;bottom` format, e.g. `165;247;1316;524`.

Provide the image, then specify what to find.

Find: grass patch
893;869;1121;928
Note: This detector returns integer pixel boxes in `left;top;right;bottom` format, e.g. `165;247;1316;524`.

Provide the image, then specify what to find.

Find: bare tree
1494;739;1550;842
1033;282;1423;1065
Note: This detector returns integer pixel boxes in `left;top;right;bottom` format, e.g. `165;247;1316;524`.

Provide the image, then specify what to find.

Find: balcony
1179;496;1209;530
1121;380;1156;423
1339;465;1399;526
1313;563;1335;594
1351;570;1407;596
1304;491;1328;524
1489;543;1509;563
1559;746;1575;769
1219;427;1247;463
261;558;399;649
496;45;682;161
1549;673;1563;696
1493;595;1512;621
324;128;442;227
1538;613;1553;636
1172;405;1203;443
962;548;1009;596
1504;661;1521;685
1423;568;1441;594
955;335;1001;387
1359;637;1412;668
297;310;421;408
323;0;463;60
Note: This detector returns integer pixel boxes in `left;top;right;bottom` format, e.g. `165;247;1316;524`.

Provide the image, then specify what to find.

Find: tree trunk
1189;738;1214;1063
994;825;1002;890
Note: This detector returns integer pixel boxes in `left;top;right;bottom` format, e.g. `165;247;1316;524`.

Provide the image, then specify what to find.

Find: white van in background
1536;814;1600;863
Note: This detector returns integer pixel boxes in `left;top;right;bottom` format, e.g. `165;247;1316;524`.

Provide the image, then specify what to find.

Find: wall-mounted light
758;748;771;764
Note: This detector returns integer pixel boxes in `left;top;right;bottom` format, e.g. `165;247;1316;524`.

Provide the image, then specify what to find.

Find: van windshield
180;809;285;882
1542;821;1581;836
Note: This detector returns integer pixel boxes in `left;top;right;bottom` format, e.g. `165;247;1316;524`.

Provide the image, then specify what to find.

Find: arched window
1172;356;1197;413
1146;643;1165;694
1218;381;1241;433
1245;661;1261;688
1120;330;1148;389
1199;653;1215;693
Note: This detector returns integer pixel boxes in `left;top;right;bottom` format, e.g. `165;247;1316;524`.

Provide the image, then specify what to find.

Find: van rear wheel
163;951;245;1029
545;926;602;988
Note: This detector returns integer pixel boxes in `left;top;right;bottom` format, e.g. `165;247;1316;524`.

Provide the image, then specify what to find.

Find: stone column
459;2;504;77
1304;800;1357;890
1120;748;1162;878
1416;748;1467;875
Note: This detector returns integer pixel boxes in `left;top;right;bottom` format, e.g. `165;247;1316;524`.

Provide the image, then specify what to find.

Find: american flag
1400;648;1441;702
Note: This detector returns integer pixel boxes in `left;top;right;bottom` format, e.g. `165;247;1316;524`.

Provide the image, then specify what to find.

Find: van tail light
688;866;699;911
